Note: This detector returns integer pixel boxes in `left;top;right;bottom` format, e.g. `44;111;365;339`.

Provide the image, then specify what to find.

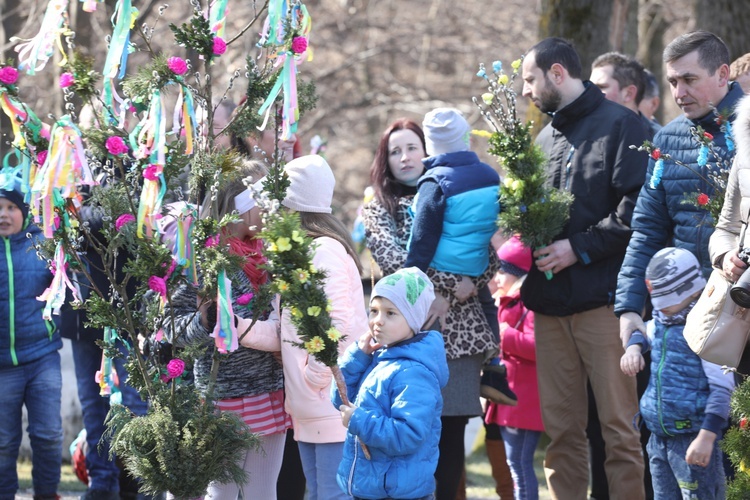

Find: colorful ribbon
209;0;230;37
37;240;82;320
95;327;122;403
13;0;71;75
171;84;198;155
211;270;238;354
80;0;105;12
30;116;95;238
102;0;138;123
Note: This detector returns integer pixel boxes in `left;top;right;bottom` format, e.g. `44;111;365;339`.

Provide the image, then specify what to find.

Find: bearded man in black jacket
519;37;649;500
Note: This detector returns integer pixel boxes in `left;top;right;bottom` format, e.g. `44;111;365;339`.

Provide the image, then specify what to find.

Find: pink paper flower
115;213;135;231
0;67;18;85
212;37;227;56
105;136;128;156
166;358;186;379
205;234;220;248
59;72;75;88
36;150;48;165
148;275;167;297
167;57;188;75
291;36;308;54
143;164;160;181
237;293;254;306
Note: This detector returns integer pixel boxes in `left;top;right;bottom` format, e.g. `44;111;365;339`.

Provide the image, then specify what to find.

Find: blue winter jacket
615;83;745;316
332;330;449;500
405;151;499;277
638;322;732;437
0;222;61;367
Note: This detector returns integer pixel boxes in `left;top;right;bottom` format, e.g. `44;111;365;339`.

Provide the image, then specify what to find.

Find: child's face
658;291;701;317
494;270;519;296
228;207;263;240
0;198;23;237
369;296;414;347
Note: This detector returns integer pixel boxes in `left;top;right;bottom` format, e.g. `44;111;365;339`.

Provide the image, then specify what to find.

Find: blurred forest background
1;0;749;247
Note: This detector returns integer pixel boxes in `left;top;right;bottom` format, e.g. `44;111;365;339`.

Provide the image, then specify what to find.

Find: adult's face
666;50;729;120
387;128;425;187
522;54;562;114
591;65;625;105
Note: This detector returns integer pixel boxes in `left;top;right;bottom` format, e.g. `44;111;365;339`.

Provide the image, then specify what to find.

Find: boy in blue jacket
333;267;449;500
0;177;63;500
621;247;734;499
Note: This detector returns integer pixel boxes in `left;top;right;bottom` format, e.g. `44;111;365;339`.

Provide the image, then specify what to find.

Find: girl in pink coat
485;236;544;500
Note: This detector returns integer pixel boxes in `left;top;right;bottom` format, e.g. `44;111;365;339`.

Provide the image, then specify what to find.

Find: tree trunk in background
530;0;638;132
637;0;668;123
692;0;750;63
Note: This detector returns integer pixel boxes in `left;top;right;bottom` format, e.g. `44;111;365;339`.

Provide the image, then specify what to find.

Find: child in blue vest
621;247;733;499
405;107;500;282
333;267;449;500
0;177;63;500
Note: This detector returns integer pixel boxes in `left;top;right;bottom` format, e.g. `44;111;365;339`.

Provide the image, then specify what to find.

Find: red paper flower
741;417;748;429
212;37;227;56
59;72;75;88
703;132;714;141
0;67;18;85
237;293;254;306
115;213;135;231
167;57;188;75
143;164;160;181
148;275;167;298
166;358;186;379
697;193;710;206
205;234;220;248
650;149;661;160
105;136;129;156
291;36;308;54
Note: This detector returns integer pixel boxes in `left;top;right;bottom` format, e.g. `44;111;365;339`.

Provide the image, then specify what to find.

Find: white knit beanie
372;267;435;335
423;108;471;156
282;155;335;214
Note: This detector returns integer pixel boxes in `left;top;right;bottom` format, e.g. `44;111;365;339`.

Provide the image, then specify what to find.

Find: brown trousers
535;306;644;500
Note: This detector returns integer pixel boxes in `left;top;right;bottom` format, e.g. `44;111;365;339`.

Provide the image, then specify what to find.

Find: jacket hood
422;150;480;170
377;330;449;388
734;92;750;165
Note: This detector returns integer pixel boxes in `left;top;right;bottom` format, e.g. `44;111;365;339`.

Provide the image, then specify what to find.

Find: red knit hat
496;235;532;277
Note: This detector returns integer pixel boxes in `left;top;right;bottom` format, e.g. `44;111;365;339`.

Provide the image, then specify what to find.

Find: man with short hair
616;31;744;360
520;37;649;500
639;69;662;124
591;52;659;137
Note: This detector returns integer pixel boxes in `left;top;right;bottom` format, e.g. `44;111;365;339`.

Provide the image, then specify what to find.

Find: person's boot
486;438;514;499
454;466;467;500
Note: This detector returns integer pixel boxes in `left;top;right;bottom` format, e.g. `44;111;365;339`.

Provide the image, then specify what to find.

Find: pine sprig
170;13;215;62
474;58;573;250
63;51;101;102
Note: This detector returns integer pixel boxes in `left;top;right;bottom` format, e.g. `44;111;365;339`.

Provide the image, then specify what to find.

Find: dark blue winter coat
615;82;745;316
0;222;61;367
332;330;449;500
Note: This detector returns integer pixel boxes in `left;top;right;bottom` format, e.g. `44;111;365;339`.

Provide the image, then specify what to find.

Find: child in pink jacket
485;236;543;500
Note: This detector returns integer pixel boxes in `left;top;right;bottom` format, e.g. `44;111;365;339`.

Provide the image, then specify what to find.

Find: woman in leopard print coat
362;118;499;500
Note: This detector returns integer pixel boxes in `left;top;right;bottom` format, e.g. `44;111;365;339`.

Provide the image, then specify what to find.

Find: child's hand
620;345;644;376
358;331;382;356
339;402;357;428
454;275;476;303
686;429;717;467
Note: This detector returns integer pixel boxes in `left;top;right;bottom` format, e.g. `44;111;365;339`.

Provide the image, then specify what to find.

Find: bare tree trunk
692;0;750;63
637;0;667;123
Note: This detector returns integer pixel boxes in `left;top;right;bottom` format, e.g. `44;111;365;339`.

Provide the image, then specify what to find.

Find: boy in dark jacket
621;247;733;499
0;178;62;500
333;267;449;500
